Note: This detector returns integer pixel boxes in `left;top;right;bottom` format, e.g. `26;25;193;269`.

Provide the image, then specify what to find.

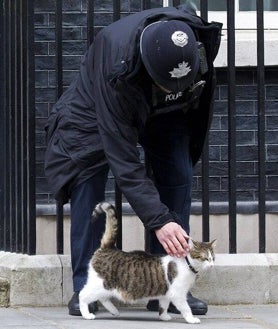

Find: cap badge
169;61;191;78
171;31;188;47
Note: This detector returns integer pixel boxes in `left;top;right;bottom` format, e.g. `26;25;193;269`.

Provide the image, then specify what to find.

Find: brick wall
192;67;278;204
34;1;278;211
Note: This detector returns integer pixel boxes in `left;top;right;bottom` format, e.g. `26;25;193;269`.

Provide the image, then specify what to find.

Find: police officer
45;4;222;317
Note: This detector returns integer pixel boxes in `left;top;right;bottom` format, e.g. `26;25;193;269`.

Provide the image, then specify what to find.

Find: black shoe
68;292;98;316
146;292;207;316
186;292;208;315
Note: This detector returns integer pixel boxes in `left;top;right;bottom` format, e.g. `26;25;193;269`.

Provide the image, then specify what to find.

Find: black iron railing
0;0;36;254
227;0;237;253
0;0;270;255
51;0;269;254
256;0;266;253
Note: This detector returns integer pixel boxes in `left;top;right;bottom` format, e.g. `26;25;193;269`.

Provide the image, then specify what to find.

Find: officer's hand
155;222;190;257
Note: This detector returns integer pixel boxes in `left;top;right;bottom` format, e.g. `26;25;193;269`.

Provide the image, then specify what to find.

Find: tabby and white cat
79;202;216;323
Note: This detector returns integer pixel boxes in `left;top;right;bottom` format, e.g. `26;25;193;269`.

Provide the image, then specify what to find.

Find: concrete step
0;251;278;307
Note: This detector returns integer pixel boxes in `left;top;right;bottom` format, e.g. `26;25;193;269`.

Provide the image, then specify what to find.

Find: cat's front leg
185;314;201;324
79;290;96;320
172;299;200;324
79;300;96;320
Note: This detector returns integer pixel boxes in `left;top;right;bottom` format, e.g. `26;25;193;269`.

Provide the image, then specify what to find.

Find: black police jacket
44;4;222;231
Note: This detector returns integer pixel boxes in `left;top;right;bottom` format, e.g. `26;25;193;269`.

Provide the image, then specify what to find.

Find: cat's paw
159;313;172;321
111;310;120;317
82;313;96;320
185;315;201;324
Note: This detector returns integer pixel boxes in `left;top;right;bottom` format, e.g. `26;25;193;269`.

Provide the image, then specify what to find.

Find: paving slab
0;305;277;329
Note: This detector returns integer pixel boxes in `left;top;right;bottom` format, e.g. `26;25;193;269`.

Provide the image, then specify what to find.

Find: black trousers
70;168;109;292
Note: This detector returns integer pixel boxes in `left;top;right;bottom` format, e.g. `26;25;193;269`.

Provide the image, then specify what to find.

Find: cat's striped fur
79;202;216;323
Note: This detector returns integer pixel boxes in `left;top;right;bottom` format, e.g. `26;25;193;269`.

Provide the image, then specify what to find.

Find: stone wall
1;251;278;306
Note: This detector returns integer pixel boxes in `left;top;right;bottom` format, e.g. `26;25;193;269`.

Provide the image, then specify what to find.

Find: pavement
0;305;278;329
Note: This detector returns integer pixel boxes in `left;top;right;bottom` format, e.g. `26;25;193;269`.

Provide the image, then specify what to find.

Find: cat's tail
93;202;118;249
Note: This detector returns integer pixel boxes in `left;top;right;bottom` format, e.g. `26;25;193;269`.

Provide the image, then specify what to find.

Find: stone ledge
0;252;64;307
0;252;277;306
192;253;278;305
36;201;278;216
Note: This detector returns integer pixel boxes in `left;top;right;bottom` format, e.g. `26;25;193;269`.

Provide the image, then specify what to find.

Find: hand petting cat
155;222;190;258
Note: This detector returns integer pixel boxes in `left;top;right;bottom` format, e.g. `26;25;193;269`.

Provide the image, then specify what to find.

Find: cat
79;202;216;323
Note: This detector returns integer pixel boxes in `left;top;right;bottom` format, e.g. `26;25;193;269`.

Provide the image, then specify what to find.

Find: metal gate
0;0;36;254
0;0;268;254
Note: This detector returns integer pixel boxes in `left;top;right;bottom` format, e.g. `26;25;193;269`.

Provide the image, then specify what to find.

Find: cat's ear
188;238;198;249
210;239;217;249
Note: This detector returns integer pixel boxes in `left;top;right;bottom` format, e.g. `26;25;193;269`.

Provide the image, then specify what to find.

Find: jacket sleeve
89;33;174;231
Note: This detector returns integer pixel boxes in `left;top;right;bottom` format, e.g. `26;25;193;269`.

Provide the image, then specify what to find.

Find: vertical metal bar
115;184;123;249
87;0;94;46
172;0;180;7
56;0;63;100
57;200;64;254
5;0;11;250
11;0;18;252
200;0;208;20
144;154;153;252
0;0;6;250
9;0;16;252
56;0;64;254
112;0;122;248
227;0;237;253
3;0;14;252
19;0;26;253
25;0;36;255
142;0;154;252
20;0;29;254
18;0;25;251
15;0;23;253
200;0;210;242
20;0;27;253
256;0;266;253
142;0;151;10
3;0;10;251
113;0;120;22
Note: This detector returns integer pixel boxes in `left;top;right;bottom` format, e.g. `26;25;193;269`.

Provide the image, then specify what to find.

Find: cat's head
188;239;217;272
